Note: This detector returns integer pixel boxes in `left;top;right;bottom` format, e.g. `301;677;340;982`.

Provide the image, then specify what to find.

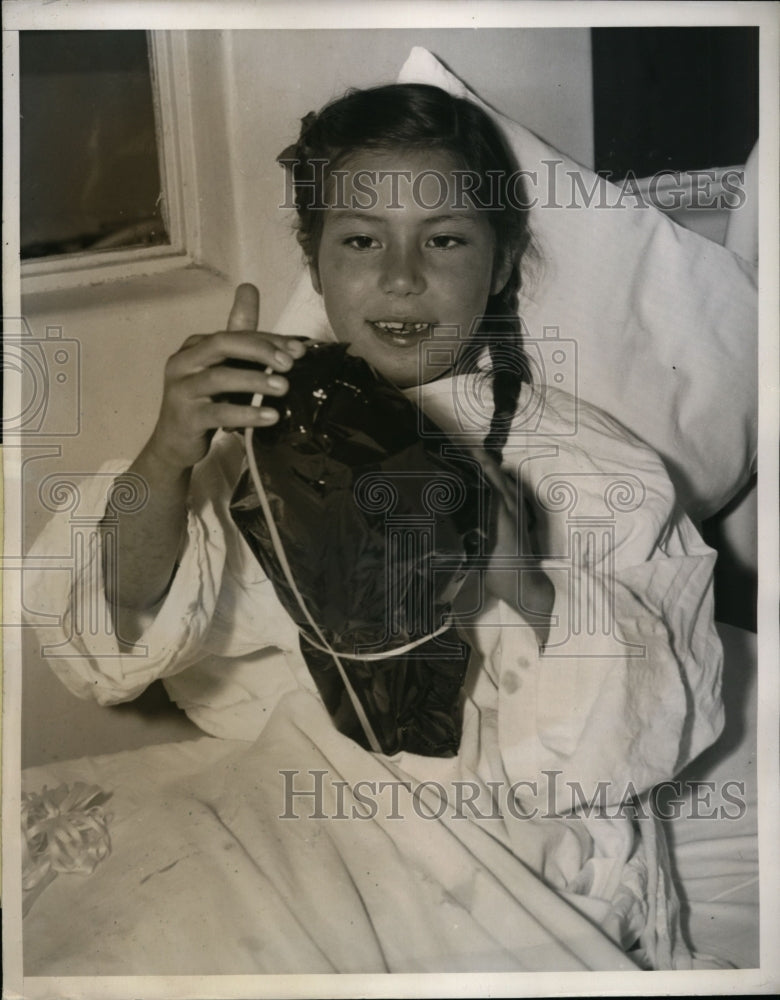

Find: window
19;30;196;291
20;30;169;260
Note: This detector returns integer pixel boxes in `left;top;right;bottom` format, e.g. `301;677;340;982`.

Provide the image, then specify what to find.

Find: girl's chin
338;344;416;387
370;359;419;388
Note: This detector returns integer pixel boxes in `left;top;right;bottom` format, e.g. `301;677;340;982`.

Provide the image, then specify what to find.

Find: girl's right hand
145;283;306;472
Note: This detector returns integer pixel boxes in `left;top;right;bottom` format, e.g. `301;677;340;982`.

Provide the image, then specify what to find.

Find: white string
300;622;450;661
244;377;383;753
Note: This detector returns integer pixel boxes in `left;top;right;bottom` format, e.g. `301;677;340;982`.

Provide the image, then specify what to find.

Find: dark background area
592;26;759;178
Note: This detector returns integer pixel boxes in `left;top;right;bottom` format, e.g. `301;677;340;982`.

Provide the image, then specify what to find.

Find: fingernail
267;375;286;391
274;350;291;368
258;407;278;422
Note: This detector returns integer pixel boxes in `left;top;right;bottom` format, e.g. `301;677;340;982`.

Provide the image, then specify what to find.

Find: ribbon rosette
22;782;112;893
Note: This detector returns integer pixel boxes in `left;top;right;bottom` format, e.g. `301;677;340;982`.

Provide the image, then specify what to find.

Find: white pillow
275;47;758;521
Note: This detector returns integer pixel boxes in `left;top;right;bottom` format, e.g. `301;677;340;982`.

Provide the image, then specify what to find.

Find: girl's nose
380;245;426;295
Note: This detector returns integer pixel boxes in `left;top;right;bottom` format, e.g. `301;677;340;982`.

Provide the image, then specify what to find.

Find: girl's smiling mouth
369;319;435;347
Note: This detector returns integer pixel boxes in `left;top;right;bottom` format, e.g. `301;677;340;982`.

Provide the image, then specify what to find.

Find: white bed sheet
20;622;758;977
662;623;759;970
22;698;642;975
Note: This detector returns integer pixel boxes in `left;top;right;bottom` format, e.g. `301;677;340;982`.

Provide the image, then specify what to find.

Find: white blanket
23;690;658;975
23;623;759;978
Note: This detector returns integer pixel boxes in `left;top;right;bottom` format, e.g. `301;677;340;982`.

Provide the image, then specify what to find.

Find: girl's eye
344;235;380;250
427;235;467;249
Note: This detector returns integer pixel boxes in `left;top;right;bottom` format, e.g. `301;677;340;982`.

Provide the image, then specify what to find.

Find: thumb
226;282;260;332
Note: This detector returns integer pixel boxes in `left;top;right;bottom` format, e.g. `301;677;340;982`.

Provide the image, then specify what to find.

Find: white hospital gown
24;377;724;968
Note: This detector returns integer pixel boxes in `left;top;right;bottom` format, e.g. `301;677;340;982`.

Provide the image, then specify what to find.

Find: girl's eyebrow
327;211;480;226
422;213;480;226
327;210;382;224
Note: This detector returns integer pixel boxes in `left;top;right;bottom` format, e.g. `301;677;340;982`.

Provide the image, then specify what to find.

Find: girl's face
309;148;511;388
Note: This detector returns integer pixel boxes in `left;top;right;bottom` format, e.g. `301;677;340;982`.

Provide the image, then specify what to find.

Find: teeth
372;321;429;334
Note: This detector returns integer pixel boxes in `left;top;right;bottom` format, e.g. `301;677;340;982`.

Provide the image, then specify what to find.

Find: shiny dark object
230;341;491;756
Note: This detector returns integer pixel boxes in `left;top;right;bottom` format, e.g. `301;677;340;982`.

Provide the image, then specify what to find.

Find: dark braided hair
278;83;534;463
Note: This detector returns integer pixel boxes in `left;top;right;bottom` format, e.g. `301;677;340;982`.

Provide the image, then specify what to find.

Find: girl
28;84;722;971
94;83;555;721
103;83;547;640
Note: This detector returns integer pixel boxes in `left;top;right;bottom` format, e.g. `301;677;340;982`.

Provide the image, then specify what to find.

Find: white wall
20;267;232;546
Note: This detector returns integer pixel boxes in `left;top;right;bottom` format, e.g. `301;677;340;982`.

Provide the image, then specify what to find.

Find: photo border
3;2;778;998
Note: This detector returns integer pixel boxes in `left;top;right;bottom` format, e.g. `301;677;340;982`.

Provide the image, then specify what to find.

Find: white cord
300;623;450;661
244;377;383;753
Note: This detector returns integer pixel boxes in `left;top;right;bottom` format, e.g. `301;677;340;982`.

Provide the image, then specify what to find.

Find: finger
239;331;307;359
226;283;260;332
207;401;280;429
187;365;289;399
266;334;308;359
178;333;210;352
170;332;299;377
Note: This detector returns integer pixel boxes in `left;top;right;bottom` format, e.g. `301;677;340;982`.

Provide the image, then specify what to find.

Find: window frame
20;31;199;294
